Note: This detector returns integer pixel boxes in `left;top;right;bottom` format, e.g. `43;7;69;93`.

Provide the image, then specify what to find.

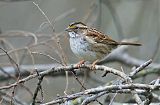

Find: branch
0;64;131;90
31;70;44;105
40;59;158;105
40;83;160;105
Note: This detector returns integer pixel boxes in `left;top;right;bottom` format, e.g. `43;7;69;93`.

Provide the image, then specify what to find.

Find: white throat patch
68;32;78;38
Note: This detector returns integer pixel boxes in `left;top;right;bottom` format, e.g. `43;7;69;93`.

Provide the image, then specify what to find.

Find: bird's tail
117;42;141;46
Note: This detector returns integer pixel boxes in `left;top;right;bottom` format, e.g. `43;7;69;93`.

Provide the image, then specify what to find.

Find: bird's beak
65;27;71;32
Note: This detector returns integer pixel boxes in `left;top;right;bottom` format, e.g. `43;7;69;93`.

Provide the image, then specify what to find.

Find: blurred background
0;0;159;104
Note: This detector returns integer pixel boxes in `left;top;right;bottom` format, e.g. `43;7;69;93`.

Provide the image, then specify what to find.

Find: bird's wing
86;28;119;45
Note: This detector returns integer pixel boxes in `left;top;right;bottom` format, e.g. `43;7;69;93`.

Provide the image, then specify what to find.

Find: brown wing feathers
87;28;141;46
87;28;118;45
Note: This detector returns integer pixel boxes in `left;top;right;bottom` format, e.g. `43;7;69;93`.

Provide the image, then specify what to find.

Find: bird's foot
90;60;99;73
76;60;85;68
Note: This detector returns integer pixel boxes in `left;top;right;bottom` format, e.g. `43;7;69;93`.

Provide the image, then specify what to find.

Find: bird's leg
76;60;85;68
90;59;99;72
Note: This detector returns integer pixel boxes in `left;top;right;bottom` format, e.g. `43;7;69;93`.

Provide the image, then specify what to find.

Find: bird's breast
69;36;98;62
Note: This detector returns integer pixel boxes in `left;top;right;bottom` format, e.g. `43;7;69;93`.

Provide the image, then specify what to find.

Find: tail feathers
118;42;141;46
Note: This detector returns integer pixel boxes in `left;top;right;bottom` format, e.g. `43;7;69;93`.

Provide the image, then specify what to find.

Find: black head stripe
69;22;86;27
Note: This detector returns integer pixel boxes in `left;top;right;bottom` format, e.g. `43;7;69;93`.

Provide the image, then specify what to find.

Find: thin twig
31;70;44;105
129;59;152;77
0;48;20;81
33;2;55;32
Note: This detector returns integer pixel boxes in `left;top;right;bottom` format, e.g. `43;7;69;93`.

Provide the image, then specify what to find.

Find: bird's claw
76;60;85;68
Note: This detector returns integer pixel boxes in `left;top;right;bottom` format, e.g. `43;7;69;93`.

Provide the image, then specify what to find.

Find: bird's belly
70;38;99;62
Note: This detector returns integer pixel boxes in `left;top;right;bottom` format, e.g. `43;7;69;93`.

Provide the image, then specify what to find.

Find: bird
65;22;141;67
